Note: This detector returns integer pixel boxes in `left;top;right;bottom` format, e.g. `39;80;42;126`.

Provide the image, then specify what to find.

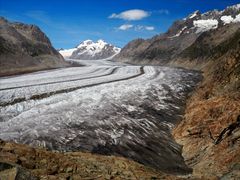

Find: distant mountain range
116;4;240;65
0;17;68;76
59;40;121;60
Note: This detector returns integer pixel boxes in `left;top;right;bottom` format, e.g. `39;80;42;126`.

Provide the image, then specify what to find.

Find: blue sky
0;0;239;48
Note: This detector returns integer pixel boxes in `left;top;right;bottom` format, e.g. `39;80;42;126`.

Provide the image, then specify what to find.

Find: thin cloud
109;9;150;21
118;24;155;31
118;24;134;30
145;26;155;31
154;9;170;15
135;25;155;31
135;25;144;31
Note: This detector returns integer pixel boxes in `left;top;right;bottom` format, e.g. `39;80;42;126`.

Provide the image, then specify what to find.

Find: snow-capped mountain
169;3;240;35
116;3;240;63
58;48;77;58
59;40;121;60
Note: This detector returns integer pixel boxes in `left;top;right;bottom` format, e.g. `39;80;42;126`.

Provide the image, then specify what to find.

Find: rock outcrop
0;139;177;179
0;17;69;76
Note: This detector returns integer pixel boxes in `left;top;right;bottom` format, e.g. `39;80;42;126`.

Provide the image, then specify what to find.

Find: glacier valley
0;59;202;173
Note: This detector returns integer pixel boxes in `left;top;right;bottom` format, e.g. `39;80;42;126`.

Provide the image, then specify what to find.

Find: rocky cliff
0;17;68;76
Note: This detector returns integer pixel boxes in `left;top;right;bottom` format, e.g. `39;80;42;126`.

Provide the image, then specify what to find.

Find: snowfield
0;59;201;173
193;19;219;33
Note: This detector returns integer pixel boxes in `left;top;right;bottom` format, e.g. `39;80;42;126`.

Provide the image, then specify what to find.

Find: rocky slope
116;4;240;65
0;17;68;76
115;3;240;179
59;39;121;60
0;139;177;179
172;23;240;178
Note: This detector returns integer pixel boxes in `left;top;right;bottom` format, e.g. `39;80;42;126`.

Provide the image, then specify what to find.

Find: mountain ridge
116;3;240;65
0;17;69;76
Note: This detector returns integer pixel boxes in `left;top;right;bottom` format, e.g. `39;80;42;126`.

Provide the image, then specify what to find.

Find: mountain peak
60;39;120;60
96;39;107;48
77;39;93;47
0;17;67;76
97;39;106;43
77;39;108;48
173;4;240;35
227;3;240;10
188;10;201;19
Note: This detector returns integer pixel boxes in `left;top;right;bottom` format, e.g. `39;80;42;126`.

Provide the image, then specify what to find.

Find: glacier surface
0;59;201;173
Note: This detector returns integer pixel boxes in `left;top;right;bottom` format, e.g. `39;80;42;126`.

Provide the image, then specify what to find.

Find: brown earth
173;96;240;179
0;139;180;180
172;29;240;179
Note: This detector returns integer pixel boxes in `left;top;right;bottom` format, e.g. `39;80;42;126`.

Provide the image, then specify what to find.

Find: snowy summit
59;40;121;60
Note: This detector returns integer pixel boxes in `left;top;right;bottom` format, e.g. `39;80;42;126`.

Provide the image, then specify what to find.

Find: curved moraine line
0;67;111;90
0;66;144;107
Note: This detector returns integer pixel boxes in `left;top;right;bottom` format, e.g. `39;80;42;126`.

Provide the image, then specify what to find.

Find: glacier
0;59;202;173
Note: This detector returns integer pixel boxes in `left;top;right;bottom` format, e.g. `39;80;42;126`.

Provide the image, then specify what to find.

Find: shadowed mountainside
0;17;69;76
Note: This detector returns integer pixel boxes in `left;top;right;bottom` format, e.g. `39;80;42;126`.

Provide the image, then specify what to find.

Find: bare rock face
0;162;38;180
0;17;69;76
116;4;240;65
